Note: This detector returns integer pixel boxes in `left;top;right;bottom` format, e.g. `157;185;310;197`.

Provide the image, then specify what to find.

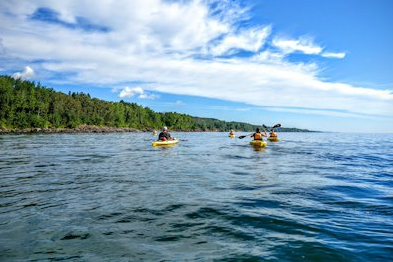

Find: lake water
1;132;392;261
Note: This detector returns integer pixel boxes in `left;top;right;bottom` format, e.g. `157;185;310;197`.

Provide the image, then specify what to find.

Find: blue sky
1;0;392;132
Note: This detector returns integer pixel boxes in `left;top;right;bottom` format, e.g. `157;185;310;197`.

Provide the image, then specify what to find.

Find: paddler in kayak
158;126;173;141
250;128;267;140
269;128;277;138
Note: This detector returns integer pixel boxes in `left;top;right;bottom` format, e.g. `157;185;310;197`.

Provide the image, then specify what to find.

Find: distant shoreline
0;125;222;134
0;125;142;134
0;125;315;134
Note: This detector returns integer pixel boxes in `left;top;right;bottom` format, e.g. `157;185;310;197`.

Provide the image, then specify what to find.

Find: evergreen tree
0;75;311;132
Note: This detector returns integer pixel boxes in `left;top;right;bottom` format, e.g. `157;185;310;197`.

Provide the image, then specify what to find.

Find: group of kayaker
153;126;278;141
232;126;278;141
152;125;279;148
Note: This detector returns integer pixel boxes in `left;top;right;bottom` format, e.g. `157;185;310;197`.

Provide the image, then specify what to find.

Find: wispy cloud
321;51;346;59
0;0;390;120
208;26;271;56
272;36;322;55
272;36;346;59
29;7;109;32
139;93;159;100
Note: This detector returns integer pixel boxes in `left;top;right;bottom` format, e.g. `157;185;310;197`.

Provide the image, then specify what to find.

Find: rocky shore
0;125;143;134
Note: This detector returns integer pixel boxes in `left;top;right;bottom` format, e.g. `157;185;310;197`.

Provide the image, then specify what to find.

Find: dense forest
0;75;310;132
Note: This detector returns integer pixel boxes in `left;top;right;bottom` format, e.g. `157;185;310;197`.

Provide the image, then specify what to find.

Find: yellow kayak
152;138;179;147
229;134;236;138
250;140;267;147
267;137;280;142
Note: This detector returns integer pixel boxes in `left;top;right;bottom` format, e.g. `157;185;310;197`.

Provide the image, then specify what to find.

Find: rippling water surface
1;132;392;261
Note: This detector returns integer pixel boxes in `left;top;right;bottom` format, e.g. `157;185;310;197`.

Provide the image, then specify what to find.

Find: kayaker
158;126;173;141
269;128;277;137
250;128;267;140
229;129;235;136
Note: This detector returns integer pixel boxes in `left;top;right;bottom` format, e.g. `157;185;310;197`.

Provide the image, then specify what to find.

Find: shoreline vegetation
0;125;316;135
0;125;234;134
0;125;313;134
0;75;313;134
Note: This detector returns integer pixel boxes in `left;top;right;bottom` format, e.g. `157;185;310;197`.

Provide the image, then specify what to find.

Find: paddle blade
273;123;281;128
262;124;267;129
238;135;247;139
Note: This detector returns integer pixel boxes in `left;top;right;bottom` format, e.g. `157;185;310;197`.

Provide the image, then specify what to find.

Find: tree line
0;75;310;132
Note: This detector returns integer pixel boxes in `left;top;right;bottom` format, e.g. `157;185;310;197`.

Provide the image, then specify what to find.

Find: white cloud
272;36;322;55
139;93;159;100
119;87;144;98
12;66;35;79
0;0;391;121
272;37;347;59
208;26;271;56
119;86;158;99
321;51;346;59
253;50;285;63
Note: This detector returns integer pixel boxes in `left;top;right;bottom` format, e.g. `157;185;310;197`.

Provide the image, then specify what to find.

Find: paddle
239;124;267;139
264;123;281;130
239;124;281;139
238;134;252;139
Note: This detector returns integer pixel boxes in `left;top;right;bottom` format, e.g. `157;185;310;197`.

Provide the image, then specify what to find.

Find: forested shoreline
0;75;311;134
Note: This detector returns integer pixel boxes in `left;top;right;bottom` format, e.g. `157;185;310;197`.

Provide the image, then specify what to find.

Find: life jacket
270;132;277;137
253;132;262;140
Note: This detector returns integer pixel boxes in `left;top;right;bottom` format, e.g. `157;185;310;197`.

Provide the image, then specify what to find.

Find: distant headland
0;75;313;134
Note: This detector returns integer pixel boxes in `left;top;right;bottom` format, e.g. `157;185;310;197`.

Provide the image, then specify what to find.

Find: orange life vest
253;132;262;140
270;132;277;137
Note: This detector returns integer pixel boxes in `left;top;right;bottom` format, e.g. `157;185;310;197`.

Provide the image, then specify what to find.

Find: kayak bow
152;138;179;147
250;140;267;148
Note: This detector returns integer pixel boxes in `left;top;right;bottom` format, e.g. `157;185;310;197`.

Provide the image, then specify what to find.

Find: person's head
270;129;274;132
163;126;168;132
256;128;260;133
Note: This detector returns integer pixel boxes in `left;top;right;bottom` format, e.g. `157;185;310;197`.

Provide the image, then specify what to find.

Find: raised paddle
238;134;252;139
264;123;281;129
